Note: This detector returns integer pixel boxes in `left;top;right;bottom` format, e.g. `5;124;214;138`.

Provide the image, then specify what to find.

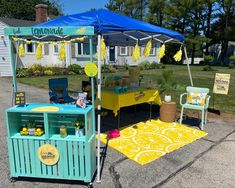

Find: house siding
0;21;12;76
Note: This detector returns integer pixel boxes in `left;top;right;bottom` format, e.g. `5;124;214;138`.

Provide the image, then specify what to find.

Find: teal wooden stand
6;103;96;183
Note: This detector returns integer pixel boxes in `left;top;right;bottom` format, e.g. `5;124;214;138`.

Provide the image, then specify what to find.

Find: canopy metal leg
184;46;193;86
96;34;101;183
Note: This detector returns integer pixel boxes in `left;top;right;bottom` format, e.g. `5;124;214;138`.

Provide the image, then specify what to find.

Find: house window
76;43;97;56
26;42;34;53
83;43;90;55
54;45;59;54
149;48;155;56
120;47;128;56
77;43;82;55
44;44;49;55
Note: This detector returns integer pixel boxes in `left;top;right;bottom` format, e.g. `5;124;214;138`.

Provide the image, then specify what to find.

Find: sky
60;0;109;15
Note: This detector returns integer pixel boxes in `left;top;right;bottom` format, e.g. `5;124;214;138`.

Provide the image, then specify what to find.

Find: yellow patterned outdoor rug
99;119;207;165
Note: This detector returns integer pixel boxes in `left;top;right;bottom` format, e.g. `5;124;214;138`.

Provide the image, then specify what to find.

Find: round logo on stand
84;62;98;77
38;144;59;165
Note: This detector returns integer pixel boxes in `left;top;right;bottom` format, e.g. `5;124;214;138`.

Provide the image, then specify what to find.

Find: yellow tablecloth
101;89;161;116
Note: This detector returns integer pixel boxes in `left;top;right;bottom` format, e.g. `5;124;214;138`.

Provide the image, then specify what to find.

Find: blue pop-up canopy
37;9;184;45
38;9;192;183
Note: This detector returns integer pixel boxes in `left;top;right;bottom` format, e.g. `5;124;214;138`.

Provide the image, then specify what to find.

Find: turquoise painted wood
4;26;94;36
6;103;96;183
179;86;211;130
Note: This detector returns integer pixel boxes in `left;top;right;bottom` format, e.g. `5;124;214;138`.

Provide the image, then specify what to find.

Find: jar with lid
60;125;67;138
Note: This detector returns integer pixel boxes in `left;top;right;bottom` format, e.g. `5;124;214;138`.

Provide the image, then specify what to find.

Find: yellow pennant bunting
173;47;182;62
36;43;43;60
59;43;66;61
101;38;106;60
143;40;152;57
18;43;25;57
11;36;86;45
157;44;165;59
132;43;140;61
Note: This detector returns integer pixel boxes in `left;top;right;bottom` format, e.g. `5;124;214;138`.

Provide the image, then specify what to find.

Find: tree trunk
205;2;212;55
191;44;195;65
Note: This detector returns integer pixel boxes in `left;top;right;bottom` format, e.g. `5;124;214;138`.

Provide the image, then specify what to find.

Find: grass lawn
17;65;235;114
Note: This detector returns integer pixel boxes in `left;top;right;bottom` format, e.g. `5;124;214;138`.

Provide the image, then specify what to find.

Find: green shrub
149;62;159;69
202;65;214;71
67;64;82;74
28;64;44;76
60;68;69;75
204;55;214;63
229;55;235;62
48;67;62;75
33;70;43;76
101;64;116;73
228;63;235;69
138;61;150;70
44;70;54;76
16;68;30;78
124;63;129;70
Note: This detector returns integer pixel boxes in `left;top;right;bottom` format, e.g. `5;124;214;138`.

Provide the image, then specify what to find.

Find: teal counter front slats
18;139;26;176
34;140;41;177
7;139;16;176
28;139;36;176
13;139;21;175
6;103;96;183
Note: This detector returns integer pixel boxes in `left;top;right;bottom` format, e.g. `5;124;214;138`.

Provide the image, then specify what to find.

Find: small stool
160;101;177;123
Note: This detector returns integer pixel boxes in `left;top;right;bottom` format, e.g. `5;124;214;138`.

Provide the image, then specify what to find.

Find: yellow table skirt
101;89;161;116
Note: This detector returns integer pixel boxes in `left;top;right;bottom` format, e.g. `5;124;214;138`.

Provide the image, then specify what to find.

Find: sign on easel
15;92;25;105
213;73;230;95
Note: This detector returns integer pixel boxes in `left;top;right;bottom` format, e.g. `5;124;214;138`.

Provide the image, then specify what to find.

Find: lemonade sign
213;73;230;95
84;62;98;77
38;144;59;165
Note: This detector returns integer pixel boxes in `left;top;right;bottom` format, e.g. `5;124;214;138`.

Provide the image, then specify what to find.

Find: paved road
0;78;235;188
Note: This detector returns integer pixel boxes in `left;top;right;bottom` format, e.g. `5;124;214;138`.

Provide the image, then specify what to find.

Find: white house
0;5;160;77
0;17;36;76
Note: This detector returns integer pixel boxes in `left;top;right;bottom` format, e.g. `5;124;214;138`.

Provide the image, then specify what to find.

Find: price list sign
15;92;25;105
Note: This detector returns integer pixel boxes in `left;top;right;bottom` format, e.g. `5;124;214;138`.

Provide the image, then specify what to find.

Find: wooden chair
179;86;210;130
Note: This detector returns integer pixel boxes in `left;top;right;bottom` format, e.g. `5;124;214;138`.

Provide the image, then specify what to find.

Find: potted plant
72;118;85;137
158;70;179;102
27;120;36;136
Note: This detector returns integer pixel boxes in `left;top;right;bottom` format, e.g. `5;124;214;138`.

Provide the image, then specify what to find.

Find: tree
211;0;235;63
146;0;166;26
106;0;148;20
0;0;63;20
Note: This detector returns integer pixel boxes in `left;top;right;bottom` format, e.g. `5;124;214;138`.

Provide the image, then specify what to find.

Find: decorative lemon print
98;120;207;165
135;150;165;165
31;106;59;112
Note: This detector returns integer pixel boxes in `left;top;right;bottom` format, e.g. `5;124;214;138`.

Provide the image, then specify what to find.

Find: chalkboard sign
15;92;25;105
